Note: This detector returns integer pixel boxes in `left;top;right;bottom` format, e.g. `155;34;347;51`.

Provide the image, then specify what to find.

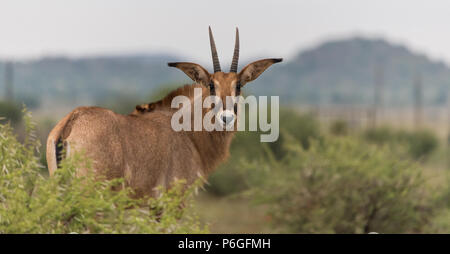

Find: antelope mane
132;83;207;115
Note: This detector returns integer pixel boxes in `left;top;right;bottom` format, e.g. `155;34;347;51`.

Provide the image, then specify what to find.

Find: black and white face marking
234;81;241;114
210;78;239;128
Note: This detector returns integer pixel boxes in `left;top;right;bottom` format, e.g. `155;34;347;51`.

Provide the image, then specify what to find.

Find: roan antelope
46;27;282;197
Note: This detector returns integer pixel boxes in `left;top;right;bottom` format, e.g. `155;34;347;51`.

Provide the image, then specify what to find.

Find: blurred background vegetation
199;110;448;233
1;37;450;233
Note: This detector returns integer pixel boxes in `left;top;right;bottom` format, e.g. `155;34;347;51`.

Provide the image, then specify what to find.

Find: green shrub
279;109;321;150
248;136;435;233
0;101;22;124
329;120;349;136
406;130;439;159
205;131;272;196
364;127;438;159
426;209;450;233
427;186;450;233
0;110;207;233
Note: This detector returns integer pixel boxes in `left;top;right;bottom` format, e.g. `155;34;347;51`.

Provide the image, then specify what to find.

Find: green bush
205;131;271;196
0;101;22;124
279;109;321;150
426;209;450;233
329;120;349;136
248;136;436;233
406;130;439;159
0;110;207;233
364;127;438;159
425;172;450;233
363;126;394;143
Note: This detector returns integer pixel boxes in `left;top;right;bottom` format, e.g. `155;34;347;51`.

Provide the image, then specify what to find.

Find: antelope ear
238;58;282;86
168;62;211;85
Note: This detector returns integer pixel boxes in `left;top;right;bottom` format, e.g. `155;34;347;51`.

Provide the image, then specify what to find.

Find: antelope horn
209;26;221;73
230;27;239;73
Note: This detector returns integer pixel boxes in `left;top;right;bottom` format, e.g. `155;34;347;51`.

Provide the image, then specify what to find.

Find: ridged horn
230;27;239;73
209;26;221;73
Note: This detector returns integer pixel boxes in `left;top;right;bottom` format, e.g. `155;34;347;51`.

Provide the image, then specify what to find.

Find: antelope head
168;27;282;128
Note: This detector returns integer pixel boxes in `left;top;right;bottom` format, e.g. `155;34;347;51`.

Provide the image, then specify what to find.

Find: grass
193;192;272;234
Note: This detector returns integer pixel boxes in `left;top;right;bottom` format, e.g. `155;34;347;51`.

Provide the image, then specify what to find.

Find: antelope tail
46;113;73;176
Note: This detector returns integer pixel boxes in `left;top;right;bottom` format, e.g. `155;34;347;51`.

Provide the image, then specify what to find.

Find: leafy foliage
278;110;321;150
0;101;22;124
205;131;269;196
0;110;207;233
204;108;449;233
364;127;438;159
248;137;434;233
329;120;349;136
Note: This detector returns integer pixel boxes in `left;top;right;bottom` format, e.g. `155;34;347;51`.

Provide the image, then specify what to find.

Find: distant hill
1;37;450;111
0;54;188;108
254;37;450;106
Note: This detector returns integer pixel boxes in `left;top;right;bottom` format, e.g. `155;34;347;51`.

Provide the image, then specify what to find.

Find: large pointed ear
168;62;211;85
238;58;282;86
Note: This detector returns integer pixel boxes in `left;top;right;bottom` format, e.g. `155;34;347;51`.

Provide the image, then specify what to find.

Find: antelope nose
220;110;235;126
222;115;234;124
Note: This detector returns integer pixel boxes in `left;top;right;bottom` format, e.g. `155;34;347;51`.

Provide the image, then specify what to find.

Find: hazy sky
1;0;450;65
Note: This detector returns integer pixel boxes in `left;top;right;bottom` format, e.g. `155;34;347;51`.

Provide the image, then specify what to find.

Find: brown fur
131;84;204;115
47;83;235;198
